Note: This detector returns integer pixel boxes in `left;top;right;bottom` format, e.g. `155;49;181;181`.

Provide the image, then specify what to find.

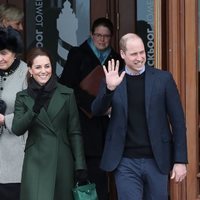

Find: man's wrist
106;88;114;94
106;85;116;91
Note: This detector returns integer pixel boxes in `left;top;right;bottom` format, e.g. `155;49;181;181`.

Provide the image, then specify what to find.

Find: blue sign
136;0;154;67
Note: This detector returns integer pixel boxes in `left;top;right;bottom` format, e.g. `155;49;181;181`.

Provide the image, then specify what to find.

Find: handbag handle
75;180;91;187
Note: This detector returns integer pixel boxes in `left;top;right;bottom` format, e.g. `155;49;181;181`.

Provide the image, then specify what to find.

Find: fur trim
0;26;23;53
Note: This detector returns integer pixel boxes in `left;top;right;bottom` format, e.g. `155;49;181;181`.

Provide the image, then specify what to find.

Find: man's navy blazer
91;65;188;174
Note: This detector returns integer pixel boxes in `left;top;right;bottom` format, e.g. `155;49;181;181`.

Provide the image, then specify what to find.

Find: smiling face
120;35;146;73
91;25;112;51
28;55;52;86
0;49;16;70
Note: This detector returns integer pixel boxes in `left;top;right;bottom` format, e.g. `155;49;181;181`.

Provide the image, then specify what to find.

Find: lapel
118;76;128;119
23;93;35;112
145;65;155;120
38;85;67;133
23;85;67;134
116;66;156;120
46;87;66;122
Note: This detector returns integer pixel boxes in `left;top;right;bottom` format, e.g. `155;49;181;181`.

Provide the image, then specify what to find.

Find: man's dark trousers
114;157;168;200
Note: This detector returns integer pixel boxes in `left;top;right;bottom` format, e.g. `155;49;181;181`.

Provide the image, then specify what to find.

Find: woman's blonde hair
0;3;23;25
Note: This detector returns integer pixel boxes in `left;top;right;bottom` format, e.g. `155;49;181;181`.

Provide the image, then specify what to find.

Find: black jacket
59;40;124;156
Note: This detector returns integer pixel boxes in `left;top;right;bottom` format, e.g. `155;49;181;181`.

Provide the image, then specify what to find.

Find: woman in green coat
12;47;87;200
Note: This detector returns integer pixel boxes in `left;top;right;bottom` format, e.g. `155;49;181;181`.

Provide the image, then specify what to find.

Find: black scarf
27;75;57;110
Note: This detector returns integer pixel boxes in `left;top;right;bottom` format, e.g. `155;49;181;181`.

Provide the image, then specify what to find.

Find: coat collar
118;65;156;120
144;65;156;119
118;77;128;119
21;84;71;134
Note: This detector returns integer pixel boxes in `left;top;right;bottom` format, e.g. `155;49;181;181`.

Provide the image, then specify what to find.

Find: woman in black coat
59;17;124;199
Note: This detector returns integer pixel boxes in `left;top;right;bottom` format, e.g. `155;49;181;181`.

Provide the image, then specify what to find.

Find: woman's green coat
12;83;86;200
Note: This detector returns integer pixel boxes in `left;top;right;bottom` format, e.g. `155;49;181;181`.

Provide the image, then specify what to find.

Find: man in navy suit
91;33;188;200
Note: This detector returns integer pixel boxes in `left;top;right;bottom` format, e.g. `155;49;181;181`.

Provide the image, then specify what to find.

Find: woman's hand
103;59;125;91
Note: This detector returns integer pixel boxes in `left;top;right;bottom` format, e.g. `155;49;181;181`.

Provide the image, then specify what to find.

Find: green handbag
72;182;98;200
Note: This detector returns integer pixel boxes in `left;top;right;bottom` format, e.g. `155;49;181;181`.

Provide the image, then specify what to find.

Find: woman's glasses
93;33;111;40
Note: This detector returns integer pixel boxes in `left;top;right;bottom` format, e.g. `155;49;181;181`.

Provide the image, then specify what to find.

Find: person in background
12;47;87;200
0;3;24;32
91;33;188;200
0;27;27;200
59;17;124;199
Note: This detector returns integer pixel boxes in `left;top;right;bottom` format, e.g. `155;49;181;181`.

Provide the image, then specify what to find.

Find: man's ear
120;49;125;59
